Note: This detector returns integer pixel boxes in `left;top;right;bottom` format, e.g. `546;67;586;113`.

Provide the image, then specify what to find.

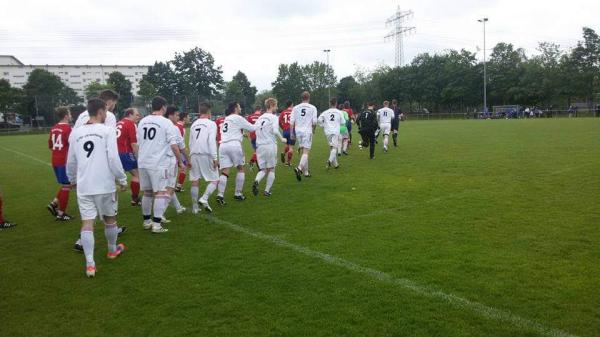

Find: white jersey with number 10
136;115;179;170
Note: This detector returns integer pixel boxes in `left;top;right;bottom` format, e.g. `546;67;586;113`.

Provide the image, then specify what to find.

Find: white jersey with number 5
318;108;344;136
66;123;127;196
291;102;318;133
137;114;179;169
220;114;256;144
189;118;218;159
377;107;394;125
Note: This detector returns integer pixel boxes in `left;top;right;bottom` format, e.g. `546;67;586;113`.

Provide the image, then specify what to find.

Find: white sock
190;185;199;209
153;195;170;219
170;193;181;210
141;194;152;218
80;230;95;267
329;148;337;163
266;171;275;192
298;154;308;171
384;135;389;148
255;170;266;183
218;175;228;197
201;181;218;202
104;223;118;253
235;172;245;195
342;140;348;152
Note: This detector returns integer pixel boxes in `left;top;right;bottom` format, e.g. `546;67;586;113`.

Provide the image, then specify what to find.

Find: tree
171;47;224;103
303;61;336;110
84;81;114;100
137;78;157;103
231;71;257;112
22;69;81;124
224;80;245;109
142;61;179;102
0;79;24;118
487;42;527;105
107;71;133;114
254;90;273;108
272;62;309;105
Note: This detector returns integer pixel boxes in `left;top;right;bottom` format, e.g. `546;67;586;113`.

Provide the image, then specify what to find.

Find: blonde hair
264;97;278;109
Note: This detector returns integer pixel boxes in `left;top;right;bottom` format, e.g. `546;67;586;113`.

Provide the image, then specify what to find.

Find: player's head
198;102;212;117
99;90;119;112
179;112;190;123
124;108;141;123
151;96;168;115
264;98;278;112
367;101;375;109
254;104;262;112
344;101;350;109
383;100;390;107
330;97;338;108
55;106;71;123
165;105;179;123
391;99;398;106
87;98;107;123
226;101;241;116
285;100;293;109
301;91;310;102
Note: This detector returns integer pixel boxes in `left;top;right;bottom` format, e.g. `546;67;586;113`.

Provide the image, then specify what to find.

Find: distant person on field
376;101;394;152
357;102;378;159
47;106;74;221
391;99;402;147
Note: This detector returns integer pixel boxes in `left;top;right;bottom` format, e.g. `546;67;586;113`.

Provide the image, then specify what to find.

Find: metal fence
408;108;600;120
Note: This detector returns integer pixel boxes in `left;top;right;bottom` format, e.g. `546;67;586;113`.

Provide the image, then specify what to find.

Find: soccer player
342;101;355;145
247;105;262;169
339;107;350;155
357;102;378;159
74;89;119;129
377;101;394;152
137;97;185;234
252;98;287;197
188;103;219;213
47;106;74;221
290;91;318;181
391;99;402;147
164;106;187;216
0;189;16;230
216;102;257;203
278;100;295;166
318;98;344;169
175;112;190;192
215;114;226;144
116;108;141;206
66;98;128;278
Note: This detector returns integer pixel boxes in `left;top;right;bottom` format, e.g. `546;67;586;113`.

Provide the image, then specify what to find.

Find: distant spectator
568;105;575;118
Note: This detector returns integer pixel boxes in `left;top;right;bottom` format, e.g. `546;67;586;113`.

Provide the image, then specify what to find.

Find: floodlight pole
478;18;489;116
323;49;331;103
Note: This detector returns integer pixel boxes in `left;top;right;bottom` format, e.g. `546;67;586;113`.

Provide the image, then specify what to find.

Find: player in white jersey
290;91;318;181
216;102;257;203
137;96;185;234
162;106;188;219
377;101;394;152
188;102;219;213
251;98;287;197
318;98;345;169
74;90;119;129
66;98;128;278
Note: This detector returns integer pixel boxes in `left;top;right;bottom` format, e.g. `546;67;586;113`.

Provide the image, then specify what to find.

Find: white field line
2;147;51;167
205;215;579;337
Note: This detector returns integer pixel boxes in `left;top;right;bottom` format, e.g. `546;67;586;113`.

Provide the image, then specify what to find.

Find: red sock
284;145;289;154
58;186;70;212
177;171;186;185
251;153;257;164
287;150;293;163
55;189;61;201
131;181;140;200
0;196;4;223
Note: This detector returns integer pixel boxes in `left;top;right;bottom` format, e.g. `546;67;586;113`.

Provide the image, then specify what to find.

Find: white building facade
0;55;149;98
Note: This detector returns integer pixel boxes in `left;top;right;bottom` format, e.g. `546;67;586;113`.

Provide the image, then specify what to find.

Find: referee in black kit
357;102;378;159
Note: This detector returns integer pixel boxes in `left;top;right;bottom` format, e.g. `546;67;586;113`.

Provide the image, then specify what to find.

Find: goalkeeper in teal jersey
339;108;350;155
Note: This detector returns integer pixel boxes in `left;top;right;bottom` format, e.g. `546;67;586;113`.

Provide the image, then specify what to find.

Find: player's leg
265;168;275;196
139;168;154;229
176;166;186;192
369;132;376;159
55;184;73;221
130;169;140;206
76;194;97;276
99;194;125;259
151;188;170;233
217;167;229;205
0;191;16;230
234;165;246;200
189;155;201;214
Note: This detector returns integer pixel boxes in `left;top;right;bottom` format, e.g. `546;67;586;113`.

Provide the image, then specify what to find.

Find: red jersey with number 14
247;111;262;140
279;108;292;130
116;118;137;153
48;123;72;166
216;116;225;143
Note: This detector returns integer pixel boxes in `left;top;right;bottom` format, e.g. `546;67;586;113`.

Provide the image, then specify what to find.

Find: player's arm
106;130;128;188
272;117;285;142
278;113;285;129
240;116;258;132
312;109;317;132
48;132;53;150
166;124;186;168
289;110;296;139
65;134;77;185
130;124;139;157
208;124;218;168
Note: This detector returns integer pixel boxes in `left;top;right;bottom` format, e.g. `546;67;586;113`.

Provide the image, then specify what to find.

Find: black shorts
391;119;399;131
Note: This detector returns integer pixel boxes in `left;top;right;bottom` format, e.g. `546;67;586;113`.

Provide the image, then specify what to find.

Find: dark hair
179;112;189;121
165;105;177;118
123;108;136;117
330;97;338;107
367;101;375;107
55;106;70;120
285;100;293;108
151;96;167;111
344;101;350;109
226;102;239;115
301;91;310;101
87;98;106;117
254;104;262;111
99;89;119;102
198;102;212;115
391;99;398;105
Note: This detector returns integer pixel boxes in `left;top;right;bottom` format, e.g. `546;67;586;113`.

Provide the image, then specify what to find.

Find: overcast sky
1;0;597;91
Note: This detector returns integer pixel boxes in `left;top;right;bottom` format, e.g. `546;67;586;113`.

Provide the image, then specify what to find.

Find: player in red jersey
47;107;74;221
0;188;16;230
216;115;226;143
117;108;142;206
342;101;356;145
175;112;190;192
246;105;262;169
278;100;295;166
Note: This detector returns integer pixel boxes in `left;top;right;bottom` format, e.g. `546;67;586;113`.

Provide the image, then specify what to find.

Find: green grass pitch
0;118;598;337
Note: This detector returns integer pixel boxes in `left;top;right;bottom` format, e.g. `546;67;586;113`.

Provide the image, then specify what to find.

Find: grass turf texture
0;118;598;337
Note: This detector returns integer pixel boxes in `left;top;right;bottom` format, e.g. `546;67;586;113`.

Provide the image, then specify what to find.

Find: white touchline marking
205;215;579;337
2;147;51;167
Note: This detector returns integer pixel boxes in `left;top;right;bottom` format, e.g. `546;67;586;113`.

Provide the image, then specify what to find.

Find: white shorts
257;144;277;169
325;133;339;147
189;154;219;182
77;193;117;221
379;123;391;136
296;131;313;149
139;167;170;192
219;142;245;169
167;165;177;188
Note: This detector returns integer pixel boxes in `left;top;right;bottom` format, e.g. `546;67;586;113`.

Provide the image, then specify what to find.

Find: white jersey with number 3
377;107;394;125
220;114;256;144
137;114;179;169
291;102;318;133
189;118;218;159
66;123;127;196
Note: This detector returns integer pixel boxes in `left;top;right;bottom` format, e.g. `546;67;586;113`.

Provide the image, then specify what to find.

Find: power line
384;6;415;67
